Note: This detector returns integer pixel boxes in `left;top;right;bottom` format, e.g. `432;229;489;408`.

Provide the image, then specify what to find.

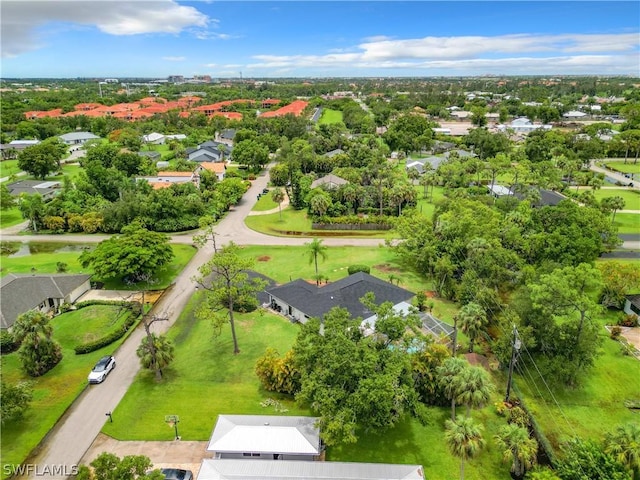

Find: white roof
143;132;165;142
59;131;100;141
207;415;320;456
488;184;511;196
9;139;40;145
197;459;425;480
563;110;587;118
165;134;187;140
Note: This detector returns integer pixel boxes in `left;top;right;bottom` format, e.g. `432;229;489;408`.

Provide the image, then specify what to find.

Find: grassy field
602;160;640;175
244;207;394;239
0;242;197;290
0;207;25;229
592;188;640;208
102;296;307;441
318;109;343;125
515;309;640;455
0;305;138;478
0;160;22;179
612;213;640;235
104;293;510;479
251;192;278;211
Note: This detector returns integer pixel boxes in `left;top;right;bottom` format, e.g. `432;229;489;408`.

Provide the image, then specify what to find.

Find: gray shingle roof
266;272;414;320
0;274;91;329
207;415;321;455
197;459;425;480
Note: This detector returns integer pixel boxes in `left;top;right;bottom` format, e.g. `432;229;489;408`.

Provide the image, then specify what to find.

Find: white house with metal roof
58;131;100;145
196;459;425;480
207;415;321;461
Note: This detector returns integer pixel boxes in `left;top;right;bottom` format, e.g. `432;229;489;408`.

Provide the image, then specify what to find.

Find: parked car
262;188;270;194
156;469;193;480
87;355;116;384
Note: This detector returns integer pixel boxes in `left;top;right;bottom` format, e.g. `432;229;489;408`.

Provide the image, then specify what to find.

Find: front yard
1;305;138;477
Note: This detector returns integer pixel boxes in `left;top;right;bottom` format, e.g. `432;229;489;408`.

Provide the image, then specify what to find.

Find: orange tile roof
74;102;102;111
151;181;173;190
200;162;226;173
261;100;308;118
157;171;194;177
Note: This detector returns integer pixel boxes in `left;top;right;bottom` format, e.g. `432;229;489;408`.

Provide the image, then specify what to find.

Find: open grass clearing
251;191;278;212
317;108;343;125
244;207;394;239
102;296;307;441
612;212;640;235
591;188;640;207
600;160;640;175
0;242;196;290
0;305;137;478
0;160;22;178
514;309;640;455
0;207;25;229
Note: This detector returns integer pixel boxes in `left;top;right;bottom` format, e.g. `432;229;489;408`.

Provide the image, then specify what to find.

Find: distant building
58;131;100;145
5;180;61;200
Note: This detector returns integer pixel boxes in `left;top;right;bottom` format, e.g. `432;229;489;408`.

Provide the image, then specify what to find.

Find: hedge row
315;214;394;228
74;302;140;354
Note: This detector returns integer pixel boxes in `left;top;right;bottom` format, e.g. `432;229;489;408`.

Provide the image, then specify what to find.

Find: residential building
0;274;91;329
5;180;61;200
58;131;100;145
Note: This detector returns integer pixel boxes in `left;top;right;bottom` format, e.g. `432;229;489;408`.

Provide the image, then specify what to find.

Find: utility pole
505;324;521;403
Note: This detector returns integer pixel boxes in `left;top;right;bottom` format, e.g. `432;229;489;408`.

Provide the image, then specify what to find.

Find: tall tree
304;238;328;286
75;452;164;480
445;416;485;480
12;310;63;377
494;423;539;479
456;302;488;353
195;242;266;354
18;193;44;231
453;365;495;417
601;196;626;225
438;357;468;421
271;187;286;220
1;183;16;210
17;139;65;179
79;222;174;282
0;381;33;425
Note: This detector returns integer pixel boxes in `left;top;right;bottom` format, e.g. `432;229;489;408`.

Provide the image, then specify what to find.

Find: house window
252;453;260;457
631;303;640;315
242;453;251;457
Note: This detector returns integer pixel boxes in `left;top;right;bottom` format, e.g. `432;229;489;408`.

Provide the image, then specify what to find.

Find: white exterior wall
268;295;309;324
66;279;91;304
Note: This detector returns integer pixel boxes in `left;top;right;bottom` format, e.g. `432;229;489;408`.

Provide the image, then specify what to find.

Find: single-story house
310;174;348;190
200;162;226;182
563;110;587;119
406;161;426;175
164;134;187;142
58;131;100;145
514;187;567;207
266;272;415;325
498;118;552;134
5;180;61;200
488;184;512;198
137;168;201;190
1;140;40;159
196;459;425;480
142;132;166;144
186;146;222;163
207;415;321;461
444;149;476;159
0;274;91;329
218;129;237;142
624;294;640;318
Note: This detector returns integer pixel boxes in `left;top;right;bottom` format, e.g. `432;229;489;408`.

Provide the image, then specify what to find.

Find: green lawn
0;243;197;290
318;109;343;125
592;188;640;208
252;192;278;212
102;295;307;441
601;160;640;175
612;213;640;235
0;207;25;229
514;310;640;455
0;160;21;179
1;305;138;478
244;207;393;239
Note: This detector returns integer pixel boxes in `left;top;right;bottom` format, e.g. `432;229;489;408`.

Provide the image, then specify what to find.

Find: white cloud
163;56;185;61
246;32;639;74
1;0;209;58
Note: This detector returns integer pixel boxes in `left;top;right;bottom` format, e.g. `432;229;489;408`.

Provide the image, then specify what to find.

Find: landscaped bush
0;330;20;354
610;325;622;339
347;264;370;275
618;313;638;327
74;302;139;354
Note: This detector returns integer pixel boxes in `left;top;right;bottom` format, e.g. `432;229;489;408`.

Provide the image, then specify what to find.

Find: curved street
4;162;639;478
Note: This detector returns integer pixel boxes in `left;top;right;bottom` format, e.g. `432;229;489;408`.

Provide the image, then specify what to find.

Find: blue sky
1;1;639;78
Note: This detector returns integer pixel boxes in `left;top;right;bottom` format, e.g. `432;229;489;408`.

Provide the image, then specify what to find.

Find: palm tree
12;310;53;348
271;187;285;220
12;310;62;377
304;238;328;286
605;422;640;480
136;333;175;381
454;365;495;417
456;302;488;353
437;357;468;421
445;416;485;480
494;424;538;479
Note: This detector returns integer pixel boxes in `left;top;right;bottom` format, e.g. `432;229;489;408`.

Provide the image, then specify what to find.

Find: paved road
590;161;640;191
12;165;384;480
5;162;638;478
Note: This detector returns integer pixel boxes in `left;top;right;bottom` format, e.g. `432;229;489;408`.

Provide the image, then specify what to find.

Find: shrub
610;325;622;339
0;330;19;354
347;264;370;275
618;313;638;327
74;303;139;354
509;405;531;428
56;261;68;273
